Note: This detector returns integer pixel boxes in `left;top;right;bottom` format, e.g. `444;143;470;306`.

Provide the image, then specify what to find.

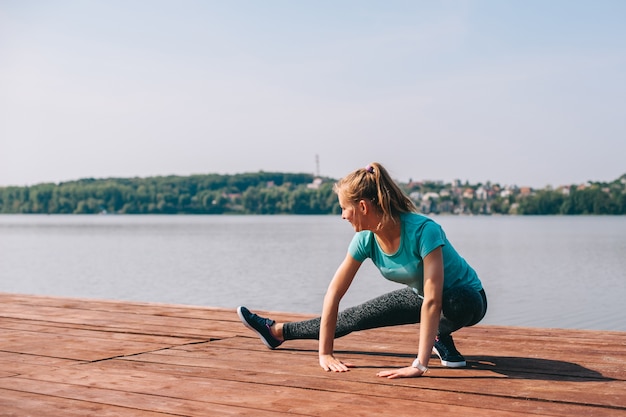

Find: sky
1;1;625;188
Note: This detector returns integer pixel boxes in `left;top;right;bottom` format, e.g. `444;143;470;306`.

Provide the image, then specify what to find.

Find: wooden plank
0;352;83;377
0;389;173;417
0;317;203;345
0;292;302;323
0;328;192;361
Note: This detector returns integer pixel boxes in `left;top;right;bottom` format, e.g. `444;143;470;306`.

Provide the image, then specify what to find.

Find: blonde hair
333;162;417;225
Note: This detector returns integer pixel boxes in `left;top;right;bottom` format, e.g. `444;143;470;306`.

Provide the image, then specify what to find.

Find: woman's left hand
376;366;426;379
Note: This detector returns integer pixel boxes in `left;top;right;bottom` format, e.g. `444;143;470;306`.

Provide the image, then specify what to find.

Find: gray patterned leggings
282;285;487;340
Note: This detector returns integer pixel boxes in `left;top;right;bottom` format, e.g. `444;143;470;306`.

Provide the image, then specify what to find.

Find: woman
238;162;487;379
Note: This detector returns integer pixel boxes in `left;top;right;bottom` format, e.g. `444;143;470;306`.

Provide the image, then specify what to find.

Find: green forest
1;172;625;215
0;172;339;215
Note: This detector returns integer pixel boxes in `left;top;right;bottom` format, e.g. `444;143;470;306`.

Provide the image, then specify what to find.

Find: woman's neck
374;219;401;254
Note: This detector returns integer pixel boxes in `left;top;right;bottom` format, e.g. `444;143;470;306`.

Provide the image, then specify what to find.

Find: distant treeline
515;183;626;215
0;172;340;215
1;172;625;215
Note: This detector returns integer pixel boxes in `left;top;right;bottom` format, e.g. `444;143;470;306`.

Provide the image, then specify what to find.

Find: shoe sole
432;346;466;368
237;306;277;350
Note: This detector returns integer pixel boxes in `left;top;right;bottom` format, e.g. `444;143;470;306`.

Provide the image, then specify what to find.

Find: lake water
0;215;625;332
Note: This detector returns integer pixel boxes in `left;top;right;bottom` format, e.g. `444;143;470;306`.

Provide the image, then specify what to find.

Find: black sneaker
237;306;283;349
432;334;466;367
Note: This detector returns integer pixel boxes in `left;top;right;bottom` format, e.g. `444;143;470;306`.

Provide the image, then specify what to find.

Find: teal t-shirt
348;212;482;297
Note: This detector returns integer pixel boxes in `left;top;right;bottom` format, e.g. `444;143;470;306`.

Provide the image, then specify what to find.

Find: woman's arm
416;246;444;368
319;253;361;372
377;246;444;378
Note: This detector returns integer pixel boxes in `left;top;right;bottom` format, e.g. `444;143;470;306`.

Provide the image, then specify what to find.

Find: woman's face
338;191;367;232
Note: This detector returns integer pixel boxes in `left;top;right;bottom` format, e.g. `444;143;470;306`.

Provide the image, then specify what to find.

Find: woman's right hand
319;354;353;372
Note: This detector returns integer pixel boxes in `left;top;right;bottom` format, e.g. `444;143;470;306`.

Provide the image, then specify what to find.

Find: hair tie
365;164;374;174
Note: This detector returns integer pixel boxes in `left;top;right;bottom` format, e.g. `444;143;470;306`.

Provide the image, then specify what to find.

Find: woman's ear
358;199;368;214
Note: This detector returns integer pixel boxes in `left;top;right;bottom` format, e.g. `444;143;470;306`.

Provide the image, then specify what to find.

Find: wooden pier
0;292;624;416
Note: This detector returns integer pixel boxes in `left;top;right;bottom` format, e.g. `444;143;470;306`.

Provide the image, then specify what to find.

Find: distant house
475;186;488;200
519;187;533;196
422;192;440;202
307;178;323;190
409;191;422;202
420;192;439;214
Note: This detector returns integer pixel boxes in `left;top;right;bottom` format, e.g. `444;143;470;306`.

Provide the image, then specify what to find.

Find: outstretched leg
283;287;421;340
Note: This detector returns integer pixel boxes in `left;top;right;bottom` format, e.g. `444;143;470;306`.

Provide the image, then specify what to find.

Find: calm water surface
0;215;625;331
